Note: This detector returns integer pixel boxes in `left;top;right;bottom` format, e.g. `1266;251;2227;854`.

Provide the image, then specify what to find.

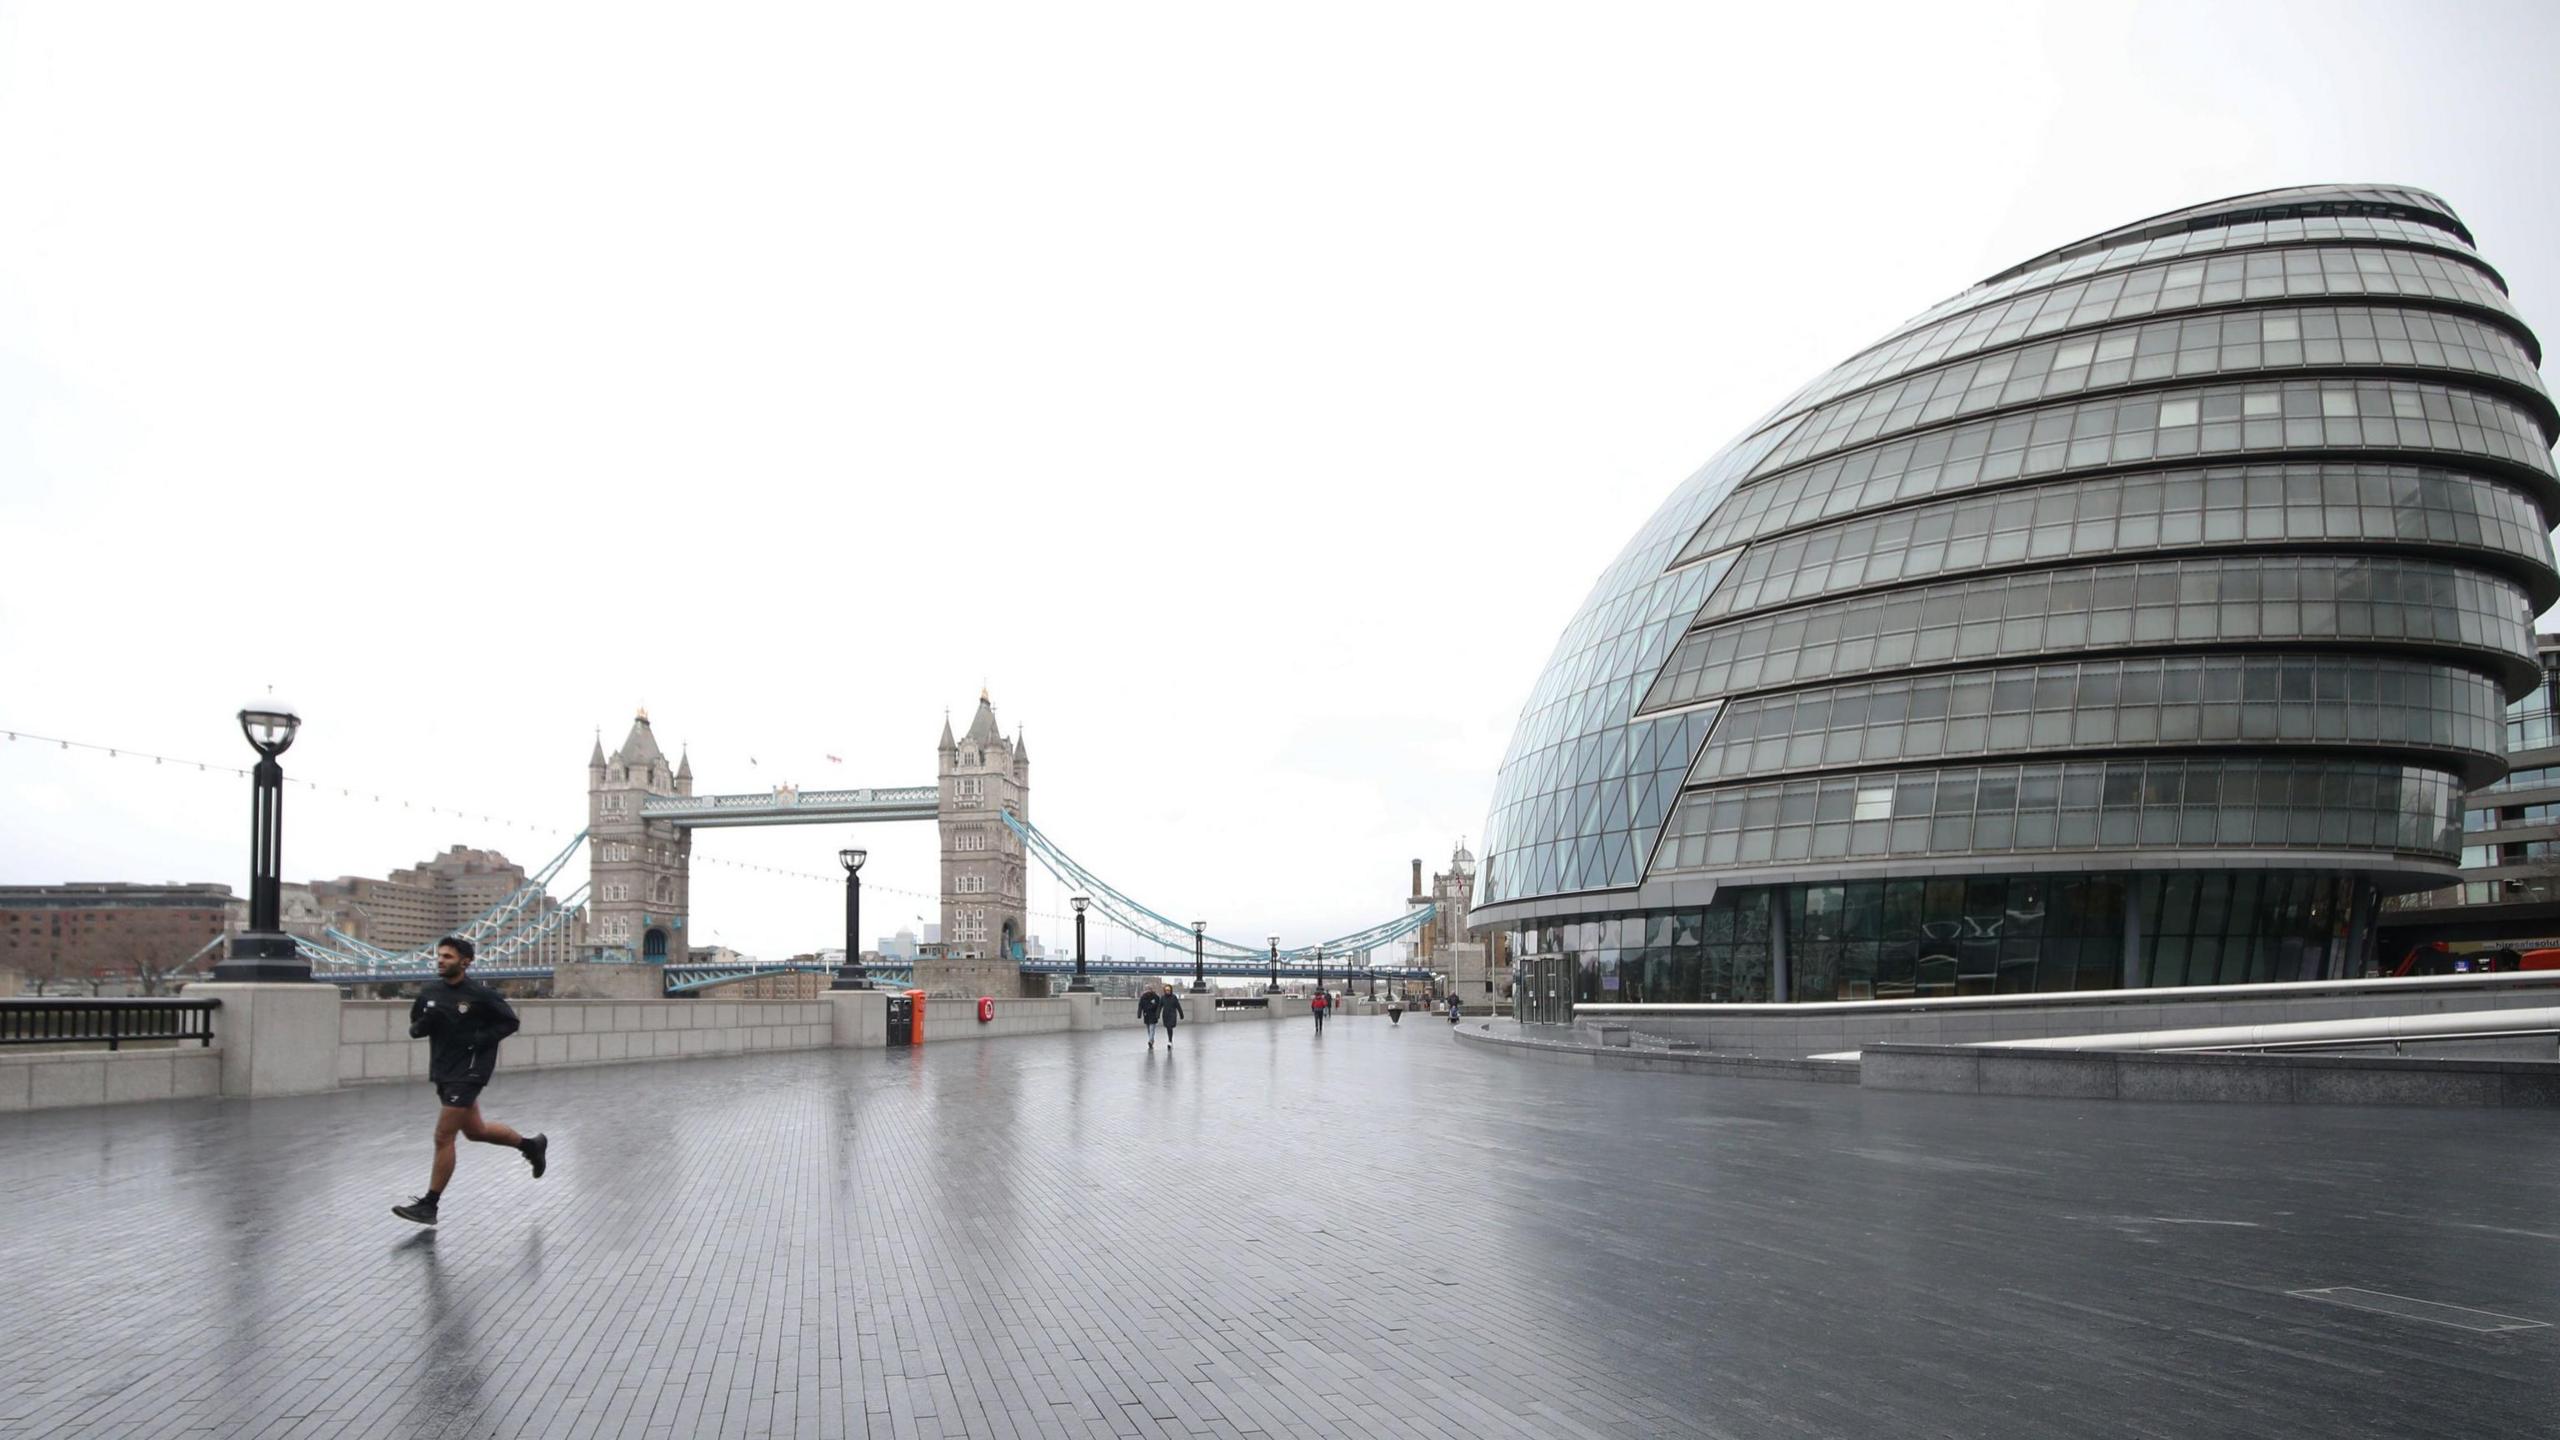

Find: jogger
393;936;548;1225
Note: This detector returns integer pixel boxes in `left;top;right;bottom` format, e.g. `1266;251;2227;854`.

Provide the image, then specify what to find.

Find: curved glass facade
1479;184;2560;1001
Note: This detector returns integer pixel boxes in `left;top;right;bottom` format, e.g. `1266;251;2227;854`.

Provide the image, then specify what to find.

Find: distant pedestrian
1160;986;1184;1047
1388;998;1403;1025
393;936;548;1226
1446;993;1462;1024
1139;986;1163;1049
1311;989;1330;1033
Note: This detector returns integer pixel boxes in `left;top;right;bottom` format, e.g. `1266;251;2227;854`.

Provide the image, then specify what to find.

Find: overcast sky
5;0;2557;961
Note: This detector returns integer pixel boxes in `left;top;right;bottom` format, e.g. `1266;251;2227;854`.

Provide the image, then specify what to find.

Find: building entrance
1519;954;1571;1024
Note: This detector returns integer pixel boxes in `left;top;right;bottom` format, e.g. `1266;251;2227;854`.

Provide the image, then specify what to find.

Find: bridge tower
587;709;694;964
930;691;1031;994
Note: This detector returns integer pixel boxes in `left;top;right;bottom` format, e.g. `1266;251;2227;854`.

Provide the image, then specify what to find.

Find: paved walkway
5;1015;2560;1438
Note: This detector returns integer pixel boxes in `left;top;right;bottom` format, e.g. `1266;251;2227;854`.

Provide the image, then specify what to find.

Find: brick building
0;883;235;993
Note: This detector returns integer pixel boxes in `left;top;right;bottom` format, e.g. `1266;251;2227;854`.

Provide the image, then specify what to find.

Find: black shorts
434;1080;486;1109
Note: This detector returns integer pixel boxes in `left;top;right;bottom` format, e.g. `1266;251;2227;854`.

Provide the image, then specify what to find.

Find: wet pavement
3;1013;2557;1438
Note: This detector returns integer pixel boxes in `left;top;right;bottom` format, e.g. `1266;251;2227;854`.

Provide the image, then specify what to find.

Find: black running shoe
393;1195;440;1226
522;1133;549;1179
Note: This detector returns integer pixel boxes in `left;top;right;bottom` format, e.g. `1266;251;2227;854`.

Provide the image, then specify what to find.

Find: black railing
0;999;221;1050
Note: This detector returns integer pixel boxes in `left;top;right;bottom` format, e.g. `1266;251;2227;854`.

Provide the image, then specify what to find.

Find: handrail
0;998;221;1051
1983;1005;2560;1053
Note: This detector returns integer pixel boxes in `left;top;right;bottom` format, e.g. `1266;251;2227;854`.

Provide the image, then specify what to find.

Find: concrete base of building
1862;1043;2560;1107
1453;1022;1858;1083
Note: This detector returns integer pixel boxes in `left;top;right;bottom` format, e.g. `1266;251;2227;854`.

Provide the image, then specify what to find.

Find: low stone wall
1861;1042;2560;1107
918;995;1073;1042
337;999;832;1086
11;986;1322;1113
0;1046;223;1111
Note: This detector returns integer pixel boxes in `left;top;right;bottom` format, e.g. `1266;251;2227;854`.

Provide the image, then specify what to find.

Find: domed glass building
1476;185;2559;1008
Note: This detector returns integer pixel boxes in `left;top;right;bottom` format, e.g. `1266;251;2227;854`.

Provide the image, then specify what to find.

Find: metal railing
0;998;221;1050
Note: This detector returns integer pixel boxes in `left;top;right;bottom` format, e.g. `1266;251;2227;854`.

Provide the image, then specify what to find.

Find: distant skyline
6;0;2558;958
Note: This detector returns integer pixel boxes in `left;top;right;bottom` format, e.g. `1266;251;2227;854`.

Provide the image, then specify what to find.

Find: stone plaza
5;1012;2560;1439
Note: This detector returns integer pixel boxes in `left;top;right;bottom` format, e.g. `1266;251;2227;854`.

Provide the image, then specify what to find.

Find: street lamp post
1068;895;1094;992
1268;935;1279;994
1190;920;1208;993
214;700;309;983
1314;943;1325;996
831;848;871;990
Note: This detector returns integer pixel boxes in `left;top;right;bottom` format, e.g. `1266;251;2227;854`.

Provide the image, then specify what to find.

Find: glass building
1477;186;2560;1011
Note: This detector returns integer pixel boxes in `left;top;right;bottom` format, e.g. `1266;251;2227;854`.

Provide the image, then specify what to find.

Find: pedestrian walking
1446;993;1463;1025
1160;985;1184;1047
393;936;548;1226
1139;985;1163;1048
1311;988;1330;1033
1388;998;1403;1025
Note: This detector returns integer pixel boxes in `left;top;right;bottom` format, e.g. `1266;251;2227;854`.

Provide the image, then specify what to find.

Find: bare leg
430;1106;465;1192
460;1105;523;1149
431;1103;524;1193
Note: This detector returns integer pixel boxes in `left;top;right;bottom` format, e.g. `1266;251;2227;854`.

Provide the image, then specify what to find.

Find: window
956;777;984;801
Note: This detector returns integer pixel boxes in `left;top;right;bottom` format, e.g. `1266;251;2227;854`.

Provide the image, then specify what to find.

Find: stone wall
337;998;831;1086
9;986;1315;1113
0;1045;222;1111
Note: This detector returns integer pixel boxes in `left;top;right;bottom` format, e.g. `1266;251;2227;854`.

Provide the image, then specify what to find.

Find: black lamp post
831;848;871;990
1068;895;1094;992
1191;920;1208;993
1268;935;1279;994
214;699;309;983
1314;943;1325;996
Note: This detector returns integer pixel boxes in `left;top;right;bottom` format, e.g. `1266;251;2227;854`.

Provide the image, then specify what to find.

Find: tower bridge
288;691;1435;992
583;691;1034;990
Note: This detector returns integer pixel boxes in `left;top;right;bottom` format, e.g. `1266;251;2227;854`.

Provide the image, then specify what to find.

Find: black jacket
1158;991;1183;1024
1138;991;1162;1022
410;977;521;1084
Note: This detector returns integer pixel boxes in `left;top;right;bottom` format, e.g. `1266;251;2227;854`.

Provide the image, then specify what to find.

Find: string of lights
1;722;1099;933
1;725;572;833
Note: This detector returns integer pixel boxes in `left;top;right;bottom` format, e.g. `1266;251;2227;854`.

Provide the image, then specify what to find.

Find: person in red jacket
1310;988;1330;1033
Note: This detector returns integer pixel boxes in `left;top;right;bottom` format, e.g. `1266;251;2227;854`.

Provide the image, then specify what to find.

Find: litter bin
884;992;914;1047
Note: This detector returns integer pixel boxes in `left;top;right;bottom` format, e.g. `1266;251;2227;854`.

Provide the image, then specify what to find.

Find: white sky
5;0;2557;961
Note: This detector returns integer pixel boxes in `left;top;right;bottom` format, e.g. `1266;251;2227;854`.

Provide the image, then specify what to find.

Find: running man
393;936;548;1225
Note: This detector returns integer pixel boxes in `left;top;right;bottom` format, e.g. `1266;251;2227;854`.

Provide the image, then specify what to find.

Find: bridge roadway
5;1019;2559;1437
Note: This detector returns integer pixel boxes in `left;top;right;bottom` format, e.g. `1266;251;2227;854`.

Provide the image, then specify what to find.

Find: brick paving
4;1015;2560;1438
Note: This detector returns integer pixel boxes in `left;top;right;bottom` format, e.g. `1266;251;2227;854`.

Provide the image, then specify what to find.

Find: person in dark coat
1159;986;1184;1048
393;936;547;1226
1139;986;1163;1049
